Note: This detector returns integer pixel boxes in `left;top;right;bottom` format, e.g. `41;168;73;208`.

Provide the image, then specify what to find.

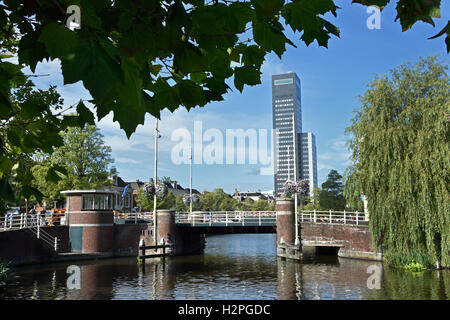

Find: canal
1;234;449;300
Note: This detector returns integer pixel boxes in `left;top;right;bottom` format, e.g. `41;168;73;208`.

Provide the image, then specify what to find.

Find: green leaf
18;29;50;73
38;23;79;59
395;0;441;31
251;0;284;19
76;100;95;127
428;20;449;53
46;165;68;183
0;156;13;176
21;186;44;202
0;178;14;202
234;66;262;92
252;21;290;58
177;80;206;110
282;0;340;47
61;39;123;105
173;43;208;74
351;0;390;10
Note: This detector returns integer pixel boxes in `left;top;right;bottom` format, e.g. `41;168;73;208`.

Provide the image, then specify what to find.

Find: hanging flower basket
281;179;309;198
143;181;167;200
182;193;200;204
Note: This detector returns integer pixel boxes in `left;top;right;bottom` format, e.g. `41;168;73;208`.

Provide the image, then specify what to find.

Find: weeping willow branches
345;56;450;268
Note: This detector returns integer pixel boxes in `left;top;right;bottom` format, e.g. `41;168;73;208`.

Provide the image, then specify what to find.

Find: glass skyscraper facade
272;72;318;197
299;132;318;196
272;73;302;197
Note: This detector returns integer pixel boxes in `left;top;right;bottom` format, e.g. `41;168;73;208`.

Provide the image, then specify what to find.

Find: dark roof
113;176;128;187
126;181;145;191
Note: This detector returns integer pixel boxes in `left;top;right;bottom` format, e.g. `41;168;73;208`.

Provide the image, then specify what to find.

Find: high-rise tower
272;73;302;197
299;132;318;195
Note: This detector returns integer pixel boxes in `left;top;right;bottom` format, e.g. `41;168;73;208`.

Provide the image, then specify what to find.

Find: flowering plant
143;181;168;199
281;179;309;198
182;193;200;204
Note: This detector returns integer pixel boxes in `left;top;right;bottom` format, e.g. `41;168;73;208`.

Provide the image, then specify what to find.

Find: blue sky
27;1;449;194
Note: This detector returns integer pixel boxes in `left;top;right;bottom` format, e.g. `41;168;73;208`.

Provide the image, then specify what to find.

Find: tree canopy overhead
345;56;449;268
1;0;448;138
0;0;448;208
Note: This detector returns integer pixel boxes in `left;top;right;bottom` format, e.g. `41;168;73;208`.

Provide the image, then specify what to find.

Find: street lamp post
153;118;160;244
190;146;193;217
292;114;299;247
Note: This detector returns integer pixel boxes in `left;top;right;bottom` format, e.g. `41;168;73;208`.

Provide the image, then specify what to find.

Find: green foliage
0;0;447;140
404;262;427;272
0;1;447;210
136;188;177;211
31;125;114;203
0;79;70;212
0;259;10;286
303;188;324;211
346;56;450;268
319;170;346;210
343;165;365;211
386;250;434;269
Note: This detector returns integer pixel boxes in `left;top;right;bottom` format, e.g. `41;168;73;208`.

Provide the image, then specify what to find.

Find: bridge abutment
276;198;302;260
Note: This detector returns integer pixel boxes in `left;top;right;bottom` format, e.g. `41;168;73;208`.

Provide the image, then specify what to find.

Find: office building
299;132;318;195
272;73;302;197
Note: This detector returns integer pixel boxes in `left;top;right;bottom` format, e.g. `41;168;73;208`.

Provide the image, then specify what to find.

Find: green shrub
0;259;11;286
404;261;427;272
386;250;433;269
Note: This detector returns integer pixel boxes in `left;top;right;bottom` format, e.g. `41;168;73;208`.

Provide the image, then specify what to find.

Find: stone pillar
156;209;176;253
276;198;302;260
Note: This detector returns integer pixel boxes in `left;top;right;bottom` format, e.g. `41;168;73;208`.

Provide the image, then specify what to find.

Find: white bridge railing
1;209;367;232
300;210;368;225
176;211;276;226
0;213;60;251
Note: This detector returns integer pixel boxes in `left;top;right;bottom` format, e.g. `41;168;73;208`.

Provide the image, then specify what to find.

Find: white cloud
115;157;142;164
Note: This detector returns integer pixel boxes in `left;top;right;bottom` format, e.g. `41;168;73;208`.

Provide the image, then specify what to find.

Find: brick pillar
276;198;302;260
276;198;295;245
156;209;176;253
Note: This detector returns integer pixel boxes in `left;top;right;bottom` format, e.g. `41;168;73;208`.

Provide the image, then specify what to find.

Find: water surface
1;234;448;300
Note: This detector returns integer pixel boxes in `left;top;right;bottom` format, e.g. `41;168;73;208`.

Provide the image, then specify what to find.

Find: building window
274;78;294;86
82;194;114;210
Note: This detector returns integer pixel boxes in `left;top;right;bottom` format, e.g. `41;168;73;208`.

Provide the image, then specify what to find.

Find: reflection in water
0;233;448;300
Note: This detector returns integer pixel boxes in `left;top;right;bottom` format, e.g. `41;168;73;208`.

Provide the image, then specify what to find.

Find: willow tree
345;56;449;268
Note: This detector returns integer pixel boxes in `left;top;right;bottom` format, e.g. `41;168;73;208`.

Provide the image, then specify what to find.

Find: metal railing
1;213;60;251
112;210;369;226
176;211;277;226
300;210;368;225
0;212;65;231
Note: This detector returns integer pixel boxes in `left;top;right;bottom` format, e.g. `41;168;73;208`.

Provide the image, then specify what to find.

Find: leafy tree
32;124;114;203
318;169;346;210
345;56;449;268
199;188;236;211
0;79;77;213
136;188;176;211
342;165;364;211
0;1;447;208
302;187;323;211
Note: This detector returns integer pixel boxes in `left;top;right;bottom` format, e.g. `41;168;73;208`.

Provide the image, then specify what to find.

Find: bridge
0;208;378;266
112;210;368;227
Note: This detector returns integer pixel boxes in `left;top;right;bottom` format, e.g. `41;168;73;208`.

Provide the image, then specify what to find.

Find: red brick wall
114;224;149;255
301;222;375;253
